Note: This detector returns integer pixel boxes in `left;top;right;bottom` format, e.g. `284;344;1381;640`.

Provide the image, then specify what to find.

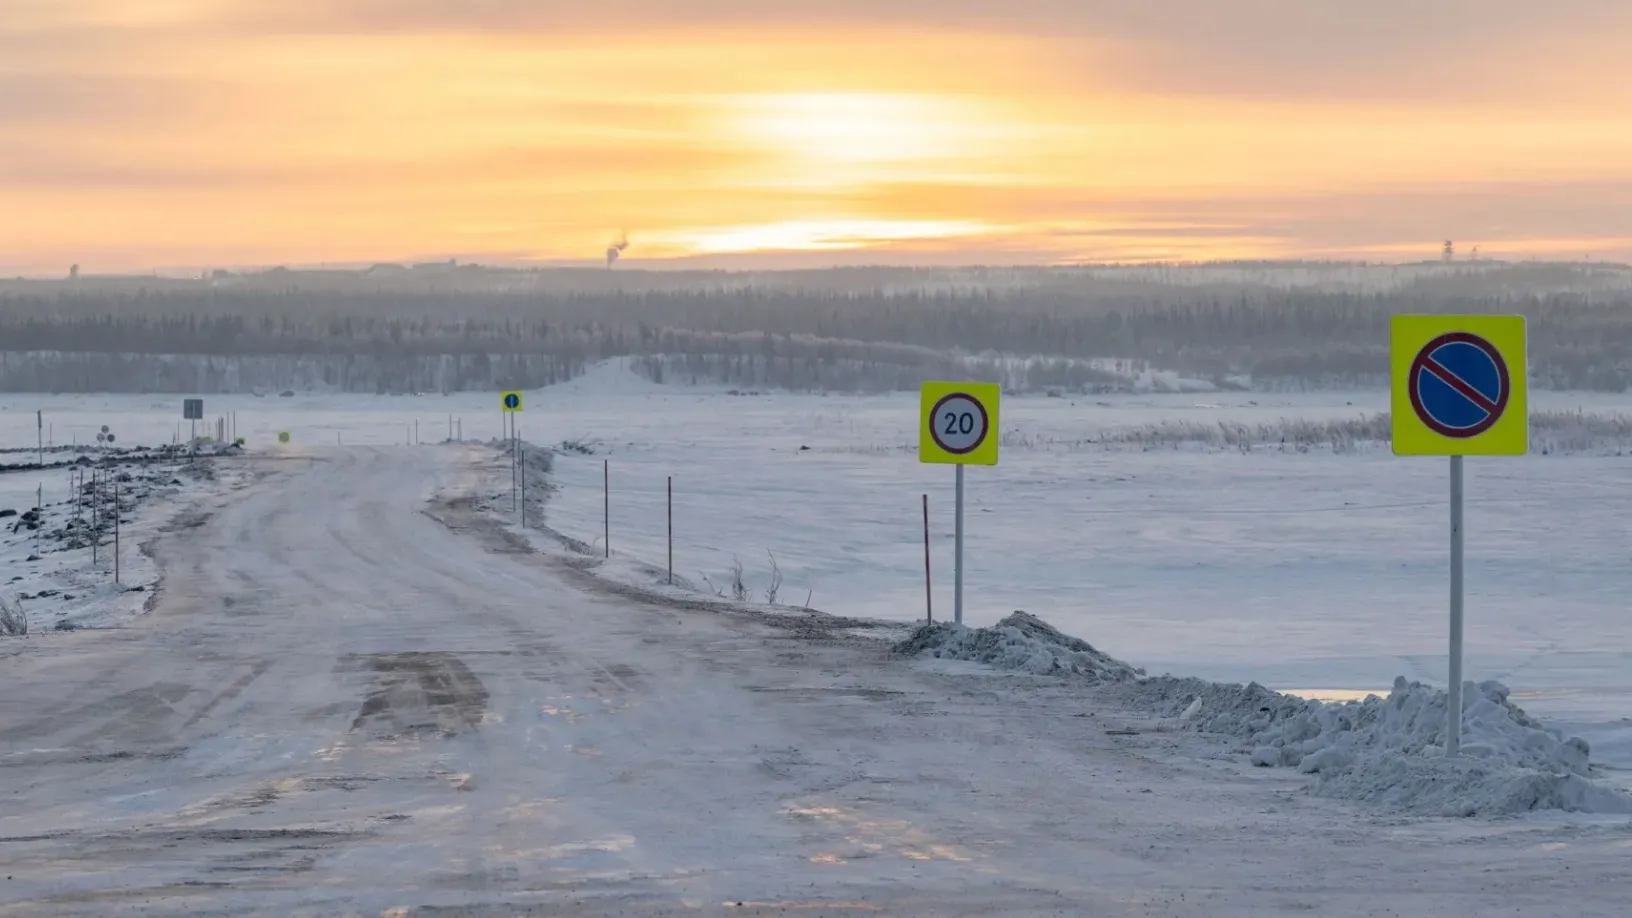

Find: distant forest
2;261;1631;393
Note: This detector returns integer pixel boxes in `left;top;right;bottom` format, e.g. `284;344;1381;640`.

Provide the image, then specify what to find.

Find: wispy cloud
2;1;1631;270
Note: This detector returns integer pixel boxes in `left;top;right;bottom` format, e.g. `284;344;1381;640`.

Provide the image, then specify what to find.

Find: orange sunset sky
4;0;1632;273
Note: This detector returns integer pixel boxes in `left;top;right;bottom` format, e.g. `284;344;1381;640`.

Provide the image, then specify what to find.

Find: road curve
2;446;1630;918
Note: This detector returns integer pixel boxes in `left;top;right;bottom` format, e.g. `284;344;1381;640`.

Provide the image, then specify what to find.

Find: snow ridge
899;612;1632;816
894;611;1143;682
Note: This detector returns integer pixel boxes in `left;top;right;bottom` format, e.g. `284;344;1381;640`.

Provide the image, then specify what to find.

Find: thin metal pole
91;471;99;568
511;431;518;512
37;410;43;468
604;459;610;558
922;493;933;623
114;481;120;584
1447;454;1465;757
954;464;965;625
667;476;673;585
520;445;526;528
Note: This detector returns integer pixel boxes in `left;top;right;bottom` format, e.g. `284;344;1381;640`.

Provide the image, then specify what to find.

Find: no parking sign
1391;315;1527;455
1389;313;1527;759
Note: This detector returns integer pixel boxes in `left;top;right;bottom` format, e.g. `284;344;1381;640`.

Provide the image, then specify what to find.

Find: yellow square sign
501;390;523;413
920;381;1000;465
1390;314;1527;456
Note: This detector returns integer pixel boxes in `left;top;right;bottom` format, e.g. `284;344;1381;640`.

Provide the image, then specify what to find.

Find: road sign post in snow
500;390;523;443
183;399;204;421
1390;314;1527;758
277;431;291;444
919;381;1000;626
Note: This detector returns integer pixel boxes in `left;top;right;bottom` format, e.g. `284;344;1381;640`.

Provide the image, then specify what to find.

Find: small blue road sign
502;391;522;412
1407;332;1510;438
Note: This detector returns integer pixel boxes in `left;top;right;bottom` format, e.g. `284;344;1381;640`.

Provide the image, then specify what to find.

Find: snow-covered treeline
4;261;1632;392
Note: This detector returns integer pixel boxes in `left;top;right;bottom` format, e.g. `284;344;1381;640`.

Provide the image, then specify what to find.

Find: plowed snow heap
893;611;1142;683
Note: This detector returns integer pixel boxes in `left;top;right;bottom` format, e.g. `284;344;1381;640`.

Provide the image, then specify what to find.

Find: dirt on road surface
2;446;1630;917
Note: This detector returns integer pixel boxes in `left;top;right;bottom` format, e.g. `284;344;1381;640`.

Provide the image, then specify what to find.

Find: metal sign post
918;382;1000;626
1448;454;1464;754
921;494;933;623
1390;315;1526;758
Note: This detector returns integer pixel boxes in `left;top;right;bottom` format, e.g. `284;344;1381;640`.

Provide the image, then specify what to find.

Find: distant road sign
183;399;204;420
919;381;1000;465
277;431;291;444
1391;315;1526;456
501;391;523;412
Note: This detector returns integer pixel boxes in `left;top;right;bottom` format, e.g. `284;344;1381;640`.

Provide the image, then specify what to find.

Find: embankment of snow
893;611;1143;682
899;611;1631;816
1124;674;1632;816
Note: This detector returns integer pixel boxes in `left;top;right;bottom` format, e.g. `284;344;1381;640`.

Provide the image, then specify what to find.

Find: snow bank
898;611;1630;816
1128;674;1632;816
893;611;1142;682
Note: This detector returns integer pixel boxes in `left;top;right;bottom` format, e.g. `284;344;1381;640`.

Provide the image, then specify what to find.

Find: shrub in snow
0;593;27;636
894;611;1142;682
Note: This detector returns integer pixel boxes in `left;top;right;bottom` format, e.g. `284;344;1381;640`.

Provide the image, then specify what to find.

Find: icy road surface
3;446;1632;917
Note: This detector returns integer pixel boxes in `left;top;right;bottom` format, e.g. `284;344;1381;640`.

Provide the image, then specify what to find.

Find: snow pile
894;611;1142;682
1130;674;1632;816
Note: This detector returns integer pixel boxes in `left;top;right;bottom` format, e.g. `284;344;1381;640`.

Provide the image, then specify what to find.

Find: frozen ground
10;445;1632;915
456;362;1631;779
4;363;1629;771
0;448;246;632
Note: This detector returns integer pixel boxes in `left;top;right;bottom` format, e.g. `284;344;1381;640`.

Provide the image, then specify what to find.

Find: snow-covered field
0;449;246;632
5;361;1630;776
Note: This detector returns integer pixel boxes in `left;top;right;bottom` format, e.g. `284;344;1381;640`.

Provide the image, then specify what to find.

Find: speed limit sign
919;381;1000;465
918;380;1001;626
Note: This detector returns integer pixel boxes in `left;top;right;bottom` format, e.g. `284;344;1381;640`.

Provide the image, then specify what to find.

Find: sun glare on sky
3;2;1632;271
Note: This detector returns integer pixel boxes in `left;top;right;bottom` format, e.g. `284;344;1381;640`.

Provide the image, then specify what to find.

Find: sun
718;91;1014;181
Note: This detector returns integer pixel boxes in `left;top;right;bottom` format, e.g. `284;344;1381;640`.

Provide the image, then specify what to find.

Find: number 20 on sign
919;381;1000;627
919;381;999;466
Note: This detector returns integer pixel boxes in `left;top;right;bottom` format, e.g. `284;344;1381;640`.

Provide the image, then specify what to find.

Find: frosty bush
0;593;28;637
1095;410;1632;455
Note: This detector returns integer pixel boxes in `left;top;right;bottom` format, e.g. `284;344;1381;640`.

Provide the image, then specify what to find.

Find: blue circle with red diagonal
1408;332;1510;438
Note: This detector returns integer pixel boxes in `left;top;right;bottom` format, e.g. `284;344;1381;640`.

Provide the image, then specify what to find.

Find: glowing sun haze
4;0;1632;272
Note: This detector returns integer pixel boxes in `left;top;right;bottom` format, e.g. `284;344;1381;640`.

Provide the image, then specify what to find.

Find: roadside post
502;391;522;510
1390;314;1527;758
501;390;521;438
184;398;204;463
922;493;932;623
918;381;1001;625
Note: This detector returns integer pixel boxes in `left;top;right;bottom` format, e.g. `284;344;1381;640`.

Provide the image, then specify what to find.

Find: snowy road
3;446;1632;917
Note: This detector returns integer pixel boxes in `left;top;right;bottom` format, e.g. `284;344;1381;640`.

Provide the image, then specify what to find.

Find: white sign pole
1447;454;1465;757
954;464;965;625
